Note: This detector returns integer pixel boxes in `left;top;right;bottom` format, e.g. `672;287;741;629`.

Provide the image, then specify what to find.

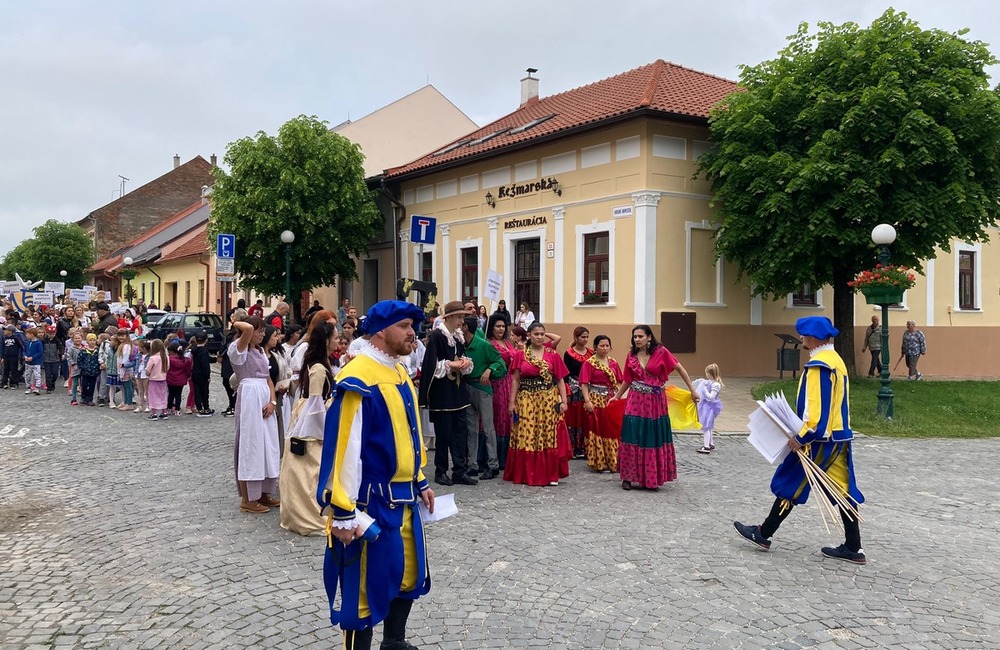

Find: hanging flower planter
849;264;915;305
860;285;905;305
581;291;606;305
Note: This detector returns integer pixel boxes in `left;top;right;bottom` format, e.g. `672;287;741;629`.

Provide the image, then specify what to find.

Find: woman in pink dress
610;325;699;490
487;313;518;470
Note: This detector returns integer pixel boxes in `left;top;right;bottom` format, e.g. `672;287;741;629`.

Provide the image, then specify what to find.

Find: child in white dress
695;363;724;454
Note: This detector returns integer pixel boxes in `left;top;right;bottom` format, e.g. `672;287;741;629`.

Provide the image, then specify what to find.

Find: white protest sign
44;282;65;296
32;291;55;306
68;289;90;302
484;270;503;303
1;281;21;294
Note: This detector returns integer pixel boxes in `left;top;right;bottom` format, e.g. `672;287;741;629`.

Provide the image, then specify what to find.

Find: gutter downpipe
197;254;213;314
381;178;406;284
148;266;162;308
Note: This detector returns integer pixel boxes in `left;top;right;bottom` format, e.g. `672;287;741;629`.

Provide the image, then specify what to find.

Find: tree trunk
832;268;857;377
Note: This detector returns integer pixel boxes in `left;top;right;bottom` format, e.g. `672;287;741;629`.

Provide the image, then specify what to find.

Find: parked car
141;309;168;337
146;312;225;358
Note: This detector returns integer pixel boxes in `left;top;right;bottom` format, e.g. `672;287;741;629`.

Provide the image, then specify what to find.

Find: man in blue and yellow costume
318;300;435;650
734;316;866;565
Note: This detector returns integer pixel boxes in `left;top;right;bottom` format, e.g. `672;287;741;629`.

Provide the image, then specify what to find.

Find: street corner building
384;60;1000;377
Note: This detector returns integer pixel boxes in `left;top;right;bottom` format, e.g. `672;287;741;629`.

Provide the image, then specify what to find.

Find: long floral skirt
491;374;514;469
584;392;621;472
565;378;587;457
618;389;676;488
504;386;571;486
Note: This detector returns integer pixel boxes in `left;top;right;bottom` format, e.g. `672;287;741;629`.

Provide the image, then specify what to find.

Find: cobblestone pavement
2;380;999;649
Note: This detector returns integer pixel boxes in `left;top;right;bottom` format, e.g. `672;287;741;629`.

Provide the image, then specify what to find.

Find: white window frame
455;237;483;304
786;286;824;310
412;245;436;284
503;227;547;323
684;220;725;307
954;241;982;312
574;219;616;308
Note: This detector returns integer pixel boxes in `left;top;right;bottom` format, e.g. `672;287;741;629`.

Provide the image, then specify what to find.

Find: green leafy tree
0;220;93;288
27;220;94;288
698;9;1000;374
0;240;36;281
209;115;381;318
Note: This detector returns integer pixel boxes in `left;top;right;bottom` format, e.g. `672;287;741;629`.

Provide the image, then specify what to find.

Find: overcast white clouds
2;0;998;256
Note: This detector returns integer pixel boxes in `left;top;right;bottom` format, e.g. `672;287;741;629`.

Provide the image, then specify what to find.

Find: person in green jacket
461;315;507;479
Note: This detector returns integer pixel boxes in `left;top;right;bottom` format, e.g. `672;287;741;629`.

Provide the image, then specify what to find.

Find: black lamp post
280;230;295;306
121;257;137;307
871;224;896;419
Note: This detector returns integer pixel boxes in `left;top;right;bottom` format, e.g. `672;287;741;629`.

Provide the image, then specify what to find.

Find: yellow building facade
388;62;1000;377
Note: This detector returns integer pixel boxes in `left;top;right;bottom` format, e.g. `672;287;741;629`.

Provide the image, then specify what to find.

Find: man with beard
318;300;435;650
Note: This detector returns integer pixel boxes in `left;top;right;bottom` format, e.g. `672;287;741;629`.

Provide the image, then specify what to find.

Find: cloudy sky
2;0;998;257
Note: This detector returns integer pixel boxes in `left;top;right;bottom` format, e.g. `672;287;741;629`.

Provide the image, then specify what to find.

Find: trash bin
774;334;801;379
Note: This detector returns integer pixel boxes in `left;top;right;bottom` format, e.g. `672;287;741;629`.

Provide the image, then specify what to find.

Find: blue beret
795;316;838;340
362;300;425;335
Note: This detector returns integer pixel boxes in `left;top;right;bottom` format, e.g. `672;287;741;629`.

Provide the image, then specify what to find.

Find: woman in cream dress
279;321;336;535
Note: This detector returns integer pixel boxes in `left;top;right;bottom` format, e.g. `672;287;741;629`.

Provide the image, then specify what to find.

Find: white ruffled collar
434;318;464;348
362;344;400;368
809;342;835;357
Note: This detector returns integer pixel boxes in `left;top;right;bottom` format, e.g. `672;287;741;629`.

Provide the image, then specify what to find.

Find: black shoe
380;641;420;650
434;475;454;486
222;408;235;417
821;544;867;565
480;469;498;480
454;475;479;485
733;521;771;550
467;468;479;476
196;410;212;418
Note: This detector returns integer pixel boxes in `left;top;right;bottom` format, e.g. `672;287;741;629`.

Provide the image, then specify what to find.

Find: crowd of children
1;301;217;419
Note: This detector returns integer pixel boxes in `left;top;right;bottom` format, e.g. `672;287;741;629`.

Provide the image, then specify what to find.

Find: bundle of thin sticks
796;448;863;534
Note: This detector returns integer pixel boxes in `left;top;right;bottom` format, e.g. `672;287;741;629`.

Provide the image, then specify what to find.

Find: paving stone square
2;379;998;649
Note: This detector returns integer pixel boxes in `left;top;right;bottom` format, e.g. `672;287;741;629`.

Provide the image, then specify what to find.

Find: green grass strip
751;378;1000;439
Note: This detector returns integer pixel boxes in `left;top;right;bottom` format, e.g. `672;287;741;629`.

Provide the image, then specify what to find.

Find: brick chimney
210;153;217;166
173;154;180;169
520;68;539;106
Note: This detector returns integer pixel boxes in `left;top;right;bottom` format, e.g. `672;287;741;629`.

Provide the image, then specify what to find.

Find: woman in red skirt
580;335;623;472
563;327;593;459
505;322;572;486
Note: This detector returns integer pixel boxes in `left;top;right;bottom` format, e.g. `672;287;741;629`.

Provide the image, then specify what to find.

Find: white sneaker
144;407;150;413
134;406;141;413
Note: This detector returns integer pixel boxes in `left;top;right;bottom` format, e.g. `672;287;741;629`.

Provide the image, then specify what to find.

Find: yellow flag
665;385;702;430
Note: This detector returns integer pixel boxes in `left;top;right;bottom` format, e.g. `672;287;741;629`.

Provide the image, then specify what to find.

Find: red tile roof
386;60;736;179
159;223;208;262
90;199;206;273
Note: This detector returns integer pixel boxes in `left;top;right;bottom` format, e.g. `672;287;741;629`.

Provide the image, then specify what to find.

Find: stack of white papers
746;391;805;466
418;493;459;523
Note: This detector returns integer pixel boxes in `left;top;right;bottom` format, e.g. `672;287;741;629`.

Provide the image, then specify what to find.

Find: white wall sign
613;205;634;218
216;258;235;275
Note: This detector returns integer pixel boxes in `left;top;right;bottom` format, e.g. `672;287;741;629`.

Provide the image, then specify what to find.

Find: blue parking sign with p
410;216;436;245
217;234;236;259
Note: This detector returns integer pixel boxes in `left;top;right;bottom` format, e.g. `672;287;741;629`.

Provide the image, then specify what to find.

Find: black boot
380;598;417;650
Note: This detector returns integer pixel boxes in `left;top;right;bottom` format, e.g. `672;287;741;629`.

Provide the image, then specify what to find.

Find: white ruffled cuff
331;518;357;530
